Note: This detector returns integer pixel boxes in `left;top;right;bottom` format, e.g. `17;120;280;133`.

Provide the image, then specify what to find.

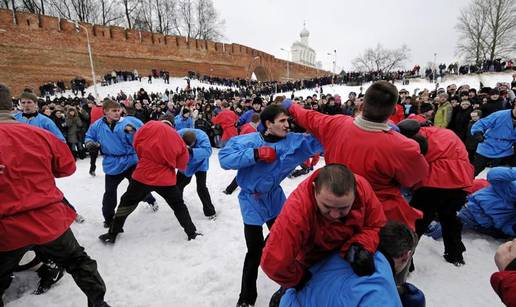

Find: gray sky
215;0;471;72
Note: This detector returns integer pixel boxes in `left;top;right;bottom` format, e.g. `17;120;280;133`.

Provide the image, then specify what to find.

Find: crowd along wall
0;9;330;95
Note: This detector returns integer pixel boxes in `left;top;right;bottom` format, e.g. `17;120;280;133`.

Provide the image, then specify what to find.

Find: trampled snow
6;73;514;306
4;155;506;307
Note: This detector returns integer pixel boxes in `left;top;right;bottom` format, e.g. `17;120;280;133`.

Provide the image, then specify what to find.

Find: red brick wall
0;9;329;95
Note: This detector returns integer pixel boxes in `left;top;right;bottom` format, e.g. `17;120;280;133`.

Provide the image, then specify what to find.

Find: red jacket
389;103;405;124
0;122;76;252
212;109;238;141
239;123;257;135
132;121;189;186
416;127;473;190
491;270;516;307
90;105;104;126
289;104;428;230
261;170;387;288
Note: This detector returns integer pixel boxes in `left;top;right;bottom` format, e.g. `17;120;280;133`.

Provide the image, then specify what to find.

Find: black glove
345;244;375;276
474;132;485;142
85;141;100;151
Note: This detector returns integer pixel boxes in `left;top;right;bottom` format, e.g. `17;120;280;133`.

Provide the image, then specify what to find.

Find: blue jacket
219;132;323;225
178;128;212;177
471;110;516;158
459;167;516;237
85;116;143;175
174;115;193;130
14;113;66;142
238;109;255;126
280;252;402;307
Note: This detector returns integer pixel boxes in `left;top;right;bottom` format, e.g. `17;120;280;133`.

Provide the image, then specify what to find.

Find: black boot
34;261;65;295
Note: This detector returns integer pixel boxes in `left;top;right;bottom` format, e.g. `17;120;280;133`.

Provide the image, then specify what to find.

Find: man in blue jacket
174;108;194;130
471;106;516;176
459;167;516;238
177;128;216;219
85;99;156;228
15;90;65;142
238;97;263;127
278;222;424;307
219;104;323;307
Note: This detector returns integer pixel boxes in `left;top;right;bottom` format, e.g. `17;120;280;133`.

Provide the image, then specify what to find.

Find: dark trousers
102;165;156;223
239;219;276;305
0;229;106;307
176;171;216;217
89;147;99;171
473;152;516;176
110;179;196;237
225;177;239;194
410;187;466;258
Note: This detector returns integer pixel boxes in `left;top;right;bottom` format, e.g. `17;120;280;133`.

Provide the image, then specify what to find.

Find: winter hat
400;283;426;307
182;108;191;115
489;88;500;96
19;90;38;102
399;89;409;94
0;83;12;110
253;96;263;105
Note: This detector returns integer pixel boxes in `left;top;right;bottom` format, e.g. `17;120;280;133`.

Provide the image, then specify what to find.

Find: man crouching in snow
275;221;425;307
99;120;200;244
261;164;387;305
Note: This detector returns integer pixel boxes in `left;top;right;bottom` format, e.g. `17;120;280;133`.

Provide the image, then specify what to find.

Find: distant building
291;23;317;67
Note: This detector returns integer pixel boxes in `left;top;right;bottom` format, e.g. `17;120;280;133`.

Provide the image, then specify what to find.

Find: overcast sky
215;0;471;72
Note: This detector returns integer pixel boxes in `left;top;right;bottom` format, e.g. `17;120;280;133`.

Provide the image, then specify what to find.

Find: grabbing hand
474;132;485;143
254;146;277;163
85;141;100;151
0;164;5;174
345;244;375;276
124;124;135;133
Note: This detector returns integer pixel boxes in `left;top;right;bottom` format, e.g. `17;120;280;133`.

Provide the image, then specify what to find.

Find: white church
290;23;321;68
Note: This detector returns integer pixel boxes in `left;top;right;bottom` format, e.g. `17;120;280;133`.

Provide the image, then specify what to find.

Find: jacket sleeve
261;189;311;289
394;139;430;187
487;167;516;183
471;114;496;135
47;132;76;177
43;118;66;142
490;271;516;307
340;179;387;254
191;132;212;162
288;104;344;145
218;136;257;170
291;133;324;161
85;122;98;143
175;140;189;171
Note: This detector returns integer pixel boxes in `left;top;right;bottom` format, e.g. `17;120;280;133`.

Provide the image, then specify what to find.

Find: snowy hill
4;154;505;307
54;72;514;102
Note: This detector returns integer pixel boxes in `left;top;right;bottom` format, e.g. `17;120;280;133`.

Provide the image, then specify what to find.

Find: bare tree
98;0;123;26
194;0;223;40
0;0;10;9
133;0;154;32
15;0;46;14
121;0;138;28
456;0;516;63
484;0;516;61
47;0;73;20
352;44;411;72
456;0;488;64
178;0;194;39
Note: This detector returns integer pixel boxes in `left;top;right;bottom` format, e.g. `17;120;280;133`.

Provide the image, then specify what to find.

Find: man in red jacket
282;81;429;231
212;101;238;147
0;84;110;307
398;119;474;266
99;120;199;244
491;239;516;307
261;164;387;289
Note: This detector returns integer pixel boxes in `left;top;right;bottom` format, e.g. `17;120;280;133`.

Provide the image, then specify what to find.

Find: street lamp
69;20;99;99
433;52;438;83
280;48;290;81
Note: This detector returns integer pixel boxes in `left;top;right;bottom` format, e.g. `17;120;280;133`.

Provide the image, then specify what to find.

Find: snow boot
187;232;203;241
99;232;118;244
89;164;96;177
75;214;86;223
34;262;65;295
148;201;159;212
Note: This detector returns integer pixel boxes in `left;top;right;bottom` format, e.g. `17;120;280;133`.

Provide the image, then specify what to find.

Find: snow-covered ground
55;72;515;102
287;71;515;99
4;154;506;307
